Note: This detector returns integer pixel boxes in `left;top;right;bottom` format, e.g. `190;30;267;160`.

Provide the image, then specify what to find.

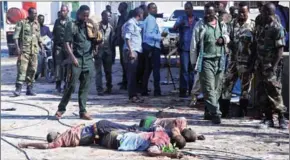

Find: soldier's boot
259;112;274;129
13;83;22;97
204;107;212;120
238;99;249;118
104;88;112;94
26;85;37;96
179;88;188;98
212;114;222;124
278;113;288;130
56;81;62;93
219;99;230;118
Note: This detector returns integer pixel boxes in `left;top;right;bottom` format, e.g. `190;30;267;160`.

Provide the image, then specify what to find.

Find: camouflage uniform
95;22;113;93
220;18;255;117
52;17;72;91
255;19;287;118
13;18;42;87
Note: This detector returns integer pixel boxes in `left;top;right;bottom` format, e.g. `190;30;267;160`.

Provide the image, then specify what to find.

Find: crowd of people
11;1;288;132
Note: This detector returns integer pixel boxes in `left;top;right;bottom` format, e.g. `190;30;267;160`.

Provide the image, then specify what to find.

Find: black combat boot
13;83;22;96
26;85;36;96
212;114;222;124
278;112;288;130
219;99;231;118
179;88;187;98
238;99;249;117
56;81;62;93
259;112;274;129
204;107;212;120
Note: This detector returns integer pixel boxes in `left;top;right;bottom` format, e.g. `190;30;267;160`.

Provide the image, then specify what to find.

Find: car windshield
170;10;204;20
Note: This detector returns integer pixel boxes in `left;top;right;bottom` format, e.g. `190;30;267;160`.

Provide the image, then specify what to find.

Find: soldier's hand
72;57;79;67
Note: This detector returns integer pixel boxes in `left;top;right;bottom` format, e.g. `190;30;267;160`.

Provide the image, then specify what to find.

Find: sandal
55;111;64;120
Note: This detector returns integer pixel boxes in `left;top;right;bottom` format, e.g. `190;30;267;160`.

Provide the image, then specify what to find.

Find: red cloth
141;131;170;147
153;118;187;132
48;125;83;148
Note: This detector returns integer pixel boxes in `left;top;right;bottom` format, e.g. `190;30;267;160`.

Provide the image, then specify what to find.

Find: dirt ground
1;55;289;160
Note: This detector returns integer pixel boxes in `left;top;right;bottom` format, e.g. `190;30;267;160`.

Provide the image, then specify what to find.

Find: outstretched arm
18;143;49;149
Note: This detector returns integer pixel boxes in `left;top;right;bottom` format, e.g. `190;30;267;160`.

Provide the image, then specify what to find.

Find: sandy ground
1;53;289;160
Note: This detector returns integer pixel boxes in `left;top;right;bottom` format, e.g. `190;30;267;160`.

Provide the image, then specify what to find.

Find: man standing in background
114;2;129;90
38;15;52;38
13;7;44;96
173;2;198;98
123;7;144;103
142;3;167;97
95;10;114;96
52;5;71;93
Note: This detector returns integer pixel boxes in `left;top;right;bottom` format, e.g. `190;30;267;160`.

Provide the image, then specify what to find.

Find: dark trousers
124;50;139;98
119;41;127;85
179;51;194;93
142;43;161;94
94;51;113;92
137;52;146;91
58;60;93;114
96;120;138;136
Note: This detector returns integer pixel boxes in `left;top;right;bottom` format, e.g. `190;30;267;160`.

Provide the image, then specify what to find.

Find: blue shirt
40;25;52;39
123;18;143;53
142;14;162;49
275;8;289;43
175;15;198;52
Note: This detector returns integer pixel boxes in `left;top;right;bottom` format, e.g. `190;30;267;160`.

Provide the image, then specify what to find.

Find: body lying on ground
139;116;205;144
18;120;184;158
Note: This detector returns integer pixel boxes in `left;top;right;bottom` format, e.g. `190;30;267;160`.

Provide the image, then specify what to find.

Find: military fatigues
220;19;255;117
13;18;42;86
52;17;72;87
255;20;286;119
57;20;94;114
95;22;113;93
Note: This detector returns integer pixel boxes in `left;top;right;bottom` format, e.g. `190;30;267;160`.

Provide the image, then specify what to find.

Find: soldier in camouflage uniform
95;10;114;95
256;3;287;129
52;5;71;93
13;7;43;96
219;2;255;118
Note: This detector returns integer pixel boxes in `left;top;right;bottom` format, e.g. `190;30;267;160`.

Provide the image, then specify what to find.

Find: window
170;10;204;21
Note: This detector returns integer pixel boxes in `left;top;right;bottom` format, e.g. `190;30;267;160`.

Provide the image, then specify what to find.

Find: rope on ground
1;101;50;132
1;137;31;160
1;100;51;160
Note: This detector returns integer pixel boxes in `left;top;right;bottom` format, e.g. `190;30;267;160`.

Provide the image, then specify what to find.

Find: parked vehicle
162;8;204;49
